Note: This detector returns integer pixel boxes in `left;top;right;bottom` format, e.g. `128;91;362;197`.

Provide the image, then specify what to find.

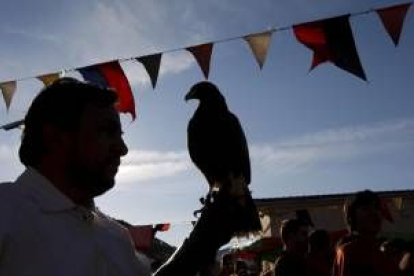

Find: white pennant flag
244;31;273;69
0;81;17;111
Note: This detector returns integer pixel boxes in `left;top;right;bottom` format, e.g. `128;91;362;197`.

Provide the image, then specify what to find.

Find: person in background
380;238;408;270
274;219;309;276
0;78;239;276
332;190;400;276
306;229;332;276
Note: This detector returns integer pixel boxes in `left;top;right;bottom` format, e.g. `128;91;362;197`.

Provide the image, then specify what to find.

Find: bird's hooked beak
184;88;197;102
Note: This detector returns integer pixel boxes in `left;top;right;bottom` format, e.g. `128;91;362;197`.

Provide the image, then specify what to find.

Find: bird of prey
185;81;262;233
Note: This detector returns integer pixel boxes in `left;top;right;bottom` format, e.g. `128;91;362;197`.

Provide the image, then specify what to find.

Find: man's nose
116;136;128;157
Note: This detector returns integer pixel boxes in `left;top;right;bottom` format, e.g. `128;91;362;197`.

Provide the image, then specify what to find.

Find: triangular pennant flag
244;31;273;69
37;72;61;86
186;43;213;79
0;81;17;111
98;61;136;120
294;15;366;81
294;21;332;70
79;62;136;120
377;3;411;46
78;66;109;88
137;53;162;89
127;225;154;252
154;223;171;232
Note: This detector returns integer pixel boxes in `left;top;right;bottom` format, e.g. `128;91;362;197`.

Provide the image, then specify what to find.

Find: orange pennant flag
244;31;273;69
187;43;214;79
137;53;162;89
37;72;61;86
0;81;16;111
377;3;411;46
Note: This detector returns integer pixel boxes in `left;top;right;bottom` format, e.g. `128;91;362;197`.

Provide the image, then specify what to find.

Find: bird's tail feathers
194;173;262;236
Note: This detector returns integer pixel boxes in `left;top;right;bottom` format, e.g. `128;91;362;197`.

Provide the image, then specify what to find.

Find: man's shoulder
0;181;26;230
0;181;23;199
275;252;294;268
275;252;307;276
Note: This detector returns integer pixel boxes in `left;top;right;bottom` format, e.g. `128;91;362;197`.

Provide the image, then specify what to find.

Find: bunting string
0;2;411;117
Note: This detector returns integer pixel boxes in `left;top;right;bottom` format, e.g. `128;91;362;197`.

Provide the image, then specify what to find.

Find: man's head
309;229;330;254
280;219;309;255
20;77;128;199
345;190;382;236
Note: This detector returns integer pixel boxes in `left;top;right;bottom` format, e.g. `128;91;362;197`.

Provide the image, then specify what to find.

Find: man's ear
42;124;72;153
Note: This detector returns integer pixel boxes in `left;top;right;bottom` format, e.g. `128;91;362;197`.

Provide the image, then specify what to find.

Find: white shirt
0;168;151;276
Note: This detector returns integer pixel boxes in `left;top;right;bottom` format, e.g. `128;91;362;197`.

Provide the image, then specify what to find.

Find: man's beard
67;162;115;198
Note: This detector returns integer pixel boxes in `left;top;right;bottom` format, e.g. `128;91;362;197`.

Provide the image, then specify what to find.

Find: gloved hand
153;175;261;276
153;188;239;276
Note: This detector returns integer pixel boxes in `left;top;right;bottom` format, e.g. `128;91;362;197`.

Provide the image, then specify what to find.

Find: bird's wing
187;113;217;186
187;107;251;186
225;111;251;185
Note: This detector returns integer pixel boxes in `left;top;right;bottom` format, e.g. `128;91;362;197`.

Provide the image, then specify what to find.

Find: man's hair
19;77;118;166
344;189;381;232
280;219;308;243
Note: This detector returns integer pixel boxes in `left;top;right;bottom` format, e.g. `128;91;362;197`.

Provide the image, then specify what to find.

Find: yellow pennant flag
244;31;273;69
0;81;17;111
37;72;61;86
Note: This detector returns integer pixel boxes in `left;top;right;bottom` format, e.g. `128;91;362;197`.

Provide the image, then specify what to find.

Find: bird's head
184;81;226;105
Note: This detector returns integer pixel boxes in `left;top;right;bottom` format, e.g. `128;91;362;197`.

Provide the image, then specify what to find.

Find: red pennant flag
97;61;136;120
137;53;162;89
377;3;411;46
154;223;171;232
294;15;366;81
186;43;214;79
127;225;154;252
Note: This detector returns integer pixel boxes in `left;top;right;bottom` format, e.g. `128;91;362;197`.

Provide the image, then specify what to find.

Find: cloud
0;143;24;182
116;149;191;187
0;143;18;161
2;27;61;45
280;119;414;147
0;1;202;88
251;118;414;174
115;118;414;186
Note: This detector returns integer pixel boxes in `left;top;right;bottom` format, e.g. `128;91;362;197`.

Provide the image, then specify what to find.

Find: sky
0;0;413;246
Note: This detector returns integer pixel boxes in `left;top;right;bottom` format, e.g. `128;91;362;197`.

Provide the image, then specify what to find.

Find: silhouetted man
274;219;309;276
0;78;236;276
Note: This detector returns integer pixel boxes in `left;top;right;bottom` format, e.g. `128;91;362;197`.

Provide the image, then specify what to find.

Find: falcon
185;81;261;233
